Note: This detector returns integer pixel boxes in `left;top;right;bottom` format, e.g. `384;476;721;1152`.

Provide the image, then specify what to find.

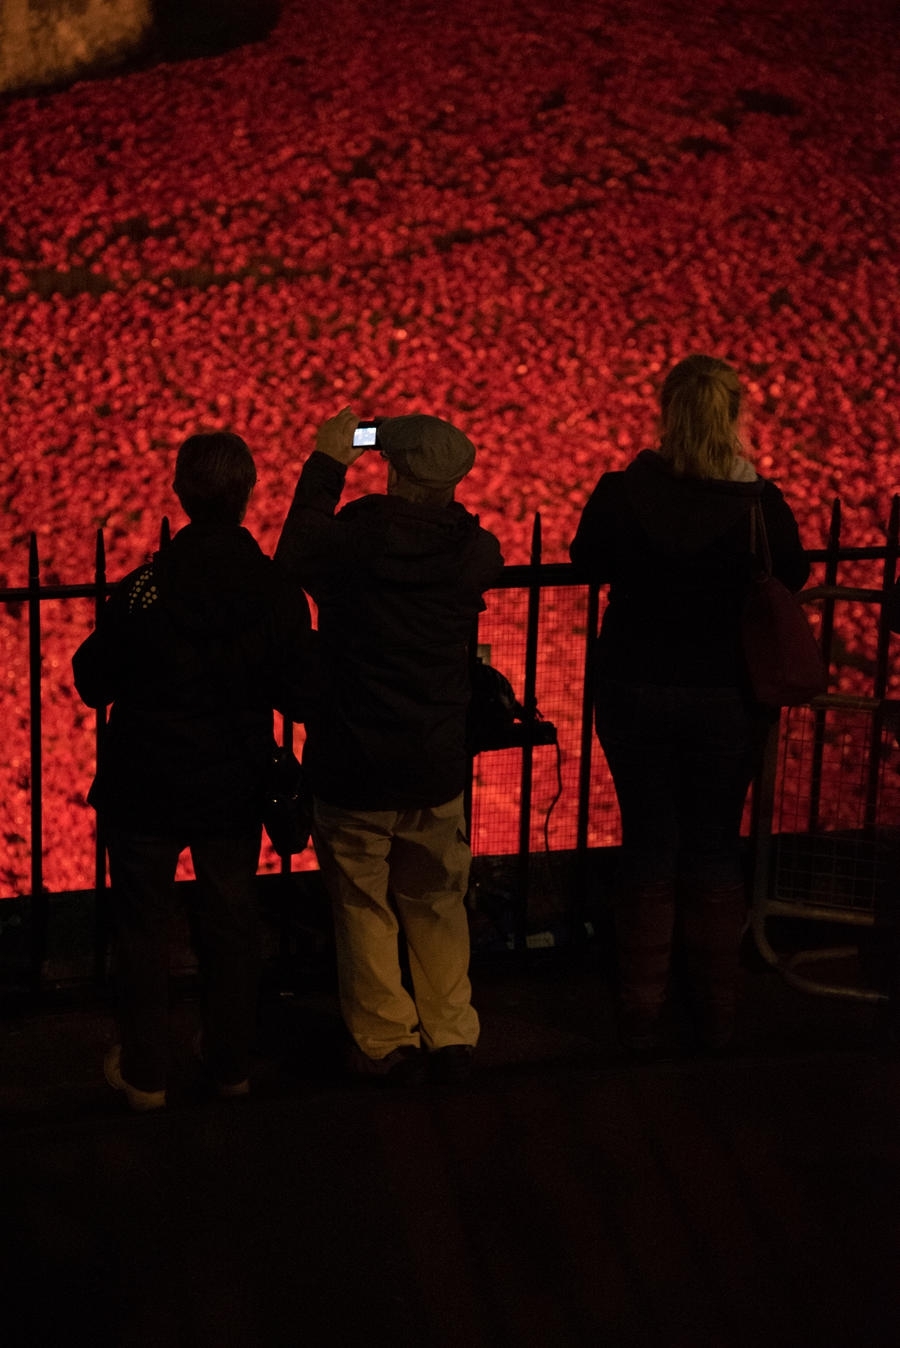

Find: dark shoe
348;1044;426;1086
216;1077;251;1099
617;1010;666;1059
693;1014;736;1055
428;1045;474;1084
104;1045;166;1113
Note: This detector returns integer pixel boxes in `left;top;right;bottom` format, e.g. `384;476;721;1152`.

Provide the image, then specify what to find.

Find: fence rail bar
3;547;899;609
92;529;110;983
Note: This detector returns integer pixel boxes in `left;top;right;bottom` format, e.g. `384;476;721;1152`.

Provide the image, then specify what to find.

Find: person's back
571;446;810;688
76;518;309;833
276;408;503;1083
277;412;501;808
570;355;810;1055
74;431;315;1110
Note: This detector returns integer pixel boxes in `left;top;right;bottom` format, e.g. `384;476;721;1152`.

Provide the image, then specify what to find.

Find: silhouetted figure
570;355;809;1052
276;408;503;1084
73;431;316;1109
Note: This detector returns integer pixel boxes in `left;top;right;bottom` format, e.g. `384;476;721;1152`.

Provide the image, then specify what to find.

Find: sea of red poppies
1;0;898;897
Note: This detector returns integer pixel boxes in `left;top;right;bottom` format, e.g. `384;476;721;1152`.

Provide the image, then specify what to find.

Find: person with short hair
74;431;316;1110
570;355;810;1053
275;408;503;1084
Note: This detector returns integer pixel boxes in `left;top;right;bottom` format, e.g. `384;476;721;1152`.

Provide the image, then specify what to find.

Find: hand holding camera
315;407;363;465
315;409;385;465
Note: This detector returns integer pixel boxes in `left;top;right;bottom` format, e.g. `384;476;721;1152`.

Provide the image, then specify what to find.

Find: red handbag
741;503;828;707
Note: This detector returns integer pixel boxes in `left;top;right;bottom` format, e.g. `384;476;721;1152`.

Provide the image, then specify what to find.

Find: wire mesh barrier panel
771;701;900;918
468;582;620;948
470;584;618;857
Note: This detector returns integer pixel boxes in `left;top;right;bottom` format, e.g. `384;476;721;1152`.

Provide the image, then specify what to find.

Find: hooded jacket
569;449;810;687
73;523;316;834
275;451;504;809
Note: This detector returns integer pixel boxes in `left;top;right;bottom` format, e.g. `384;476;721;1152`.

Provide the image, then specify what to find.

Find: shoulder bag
741;501;828;707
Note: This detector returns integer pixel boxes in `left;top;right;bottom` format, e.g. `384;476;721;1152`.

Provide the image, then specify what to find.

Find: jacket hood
624;450;765;557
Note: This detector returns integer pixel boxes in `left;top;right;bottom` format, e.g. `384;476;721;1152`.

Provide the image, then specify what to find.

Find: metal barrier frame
2;498;899;995
749;496;900;1002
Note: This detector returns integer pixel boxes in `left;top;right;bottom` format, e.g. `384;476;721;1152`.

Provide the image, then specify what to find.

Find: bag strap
749;499;774;579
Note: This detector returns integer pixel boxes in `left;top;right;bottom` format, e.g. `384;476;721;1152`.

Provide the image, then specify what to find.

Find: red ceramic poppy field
1;0;898;897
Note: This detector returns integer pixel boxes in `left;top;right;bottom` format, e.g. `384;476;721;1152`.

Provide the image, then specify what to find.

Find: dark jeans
595;681;767;1027
106;825;262;1093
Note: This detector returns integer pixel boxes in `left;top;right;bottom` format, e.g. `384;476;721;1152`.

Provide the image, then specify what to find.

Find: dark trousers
106;825;262;1093
596;682;766;1030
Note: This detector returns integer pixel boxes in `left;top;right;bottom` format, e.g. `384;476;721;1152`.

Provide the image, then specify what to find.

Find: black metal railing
2;497;899;990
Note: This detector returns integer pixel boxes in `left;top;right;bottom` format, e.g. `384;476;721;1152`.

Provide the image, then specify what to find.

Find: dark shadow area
151;0;282;61
1;933;898;1347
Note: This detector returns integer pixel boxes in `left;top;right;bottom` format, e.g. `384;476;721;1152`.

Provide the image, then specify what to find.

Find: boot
680;881;747;1051
615;880;676;1052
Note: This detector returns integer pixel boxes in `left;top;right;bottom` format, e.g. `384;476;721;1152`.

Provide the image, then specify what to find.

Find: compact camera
352;419;382;449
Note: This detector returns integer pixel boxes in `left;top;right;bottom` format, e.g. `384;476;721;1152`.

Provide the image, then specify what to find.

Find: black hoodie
73;523;316;834
569;450;810;687
276;451;503;809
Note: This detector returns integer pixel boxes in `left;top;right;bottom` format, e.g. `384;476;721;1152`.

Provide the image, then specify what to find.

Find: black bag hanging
741;501;828;708
262;742;313;858
467;657;557;753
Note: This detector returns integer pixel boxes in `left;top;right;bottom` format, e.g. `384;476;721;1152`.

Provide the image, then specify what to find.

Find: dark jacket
73;523;316;835
275;451;504;809
569;450;810;687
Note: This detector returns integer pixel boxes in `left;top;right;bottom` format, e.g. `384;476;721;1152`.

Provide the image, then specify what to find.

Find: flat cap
378;414;476;488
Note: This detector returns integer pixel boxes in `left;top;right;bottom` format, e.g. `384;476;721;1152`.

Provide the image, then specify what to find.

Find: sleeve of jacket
71;580;134;708
568;473;622;583
761;480;810;593
269;567;321;724
274;452;351;600
467;526;505;606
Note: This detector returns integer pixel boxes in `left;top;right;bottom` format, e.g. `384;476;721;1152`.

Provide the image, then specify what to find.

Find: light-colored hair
658;355;742;479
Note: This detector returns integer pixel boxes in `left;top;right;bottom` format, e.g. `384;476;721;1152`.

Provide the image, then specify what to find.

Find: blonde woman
570;355;809;1052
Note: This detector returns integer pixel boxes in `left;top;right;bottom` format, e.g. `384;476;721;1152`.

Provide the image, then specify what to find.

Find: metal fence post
573;581;600;938
92;529;111;983
28;533;46;990
514;513;543;951
808;499;841;832
864;494;900;832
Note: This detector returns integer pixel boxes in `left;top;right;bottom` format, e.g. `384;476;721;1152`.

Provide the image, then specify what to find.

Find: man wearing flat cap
276;407;503;1083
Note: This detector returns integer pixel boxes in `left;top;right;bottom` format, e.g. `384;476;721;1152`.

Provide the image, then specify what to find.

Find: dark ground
2;921;898;1348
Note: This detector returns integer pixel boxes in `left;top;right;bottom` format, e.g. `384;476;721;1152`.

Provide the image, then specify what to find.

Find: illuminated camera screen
352;424;379;447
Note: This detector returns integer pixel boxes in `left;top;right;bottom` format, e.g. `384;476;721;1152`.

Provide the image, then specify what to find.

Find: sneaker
103;1045;166;1113
347;1044;426;1086
428;1045;474;1084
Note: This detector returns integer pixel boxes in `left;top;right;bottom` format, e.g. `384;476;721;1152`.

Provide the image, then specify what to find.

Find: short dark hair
173;431;257;524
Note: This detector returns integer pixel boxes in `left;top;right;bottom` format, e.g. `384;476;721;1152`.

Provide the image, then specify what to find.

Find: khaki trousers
313;793;479;1060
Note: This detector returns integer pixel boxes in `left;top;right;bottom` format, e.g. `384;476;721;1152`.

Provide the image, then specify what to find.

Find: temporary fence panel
749;497;900;1001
